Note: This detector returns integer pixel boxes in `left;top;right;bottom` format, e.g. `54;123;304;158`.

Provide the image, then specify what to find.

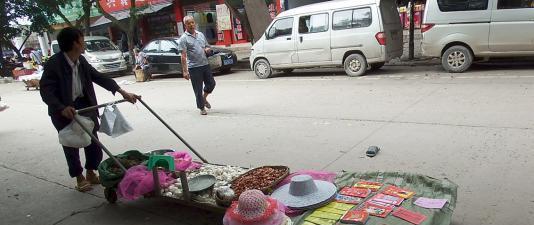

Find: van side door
296;13;332;64
331;7;379;64
489;0;534;52
263;17;297;66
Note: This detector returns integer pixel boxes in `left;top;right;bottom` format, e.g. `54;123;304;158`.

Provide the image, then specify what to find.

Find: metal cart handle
74;98;208;173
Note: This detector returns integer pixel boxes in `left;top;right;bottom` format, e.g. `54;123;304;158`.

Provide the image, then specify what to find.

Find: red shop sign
99;0;171;13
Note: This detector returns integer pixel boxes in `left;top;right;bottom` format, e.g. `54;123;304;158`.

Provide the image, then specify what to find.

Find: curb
232;58;441;71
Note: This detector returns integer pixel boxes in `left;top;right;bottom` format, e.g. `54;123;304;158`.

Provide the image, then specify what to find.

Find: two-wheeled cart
74;99;228;212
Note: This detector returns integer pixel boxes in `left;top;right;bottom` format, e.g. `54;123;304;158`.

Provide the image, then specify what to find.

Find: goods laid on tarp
290;172;457;225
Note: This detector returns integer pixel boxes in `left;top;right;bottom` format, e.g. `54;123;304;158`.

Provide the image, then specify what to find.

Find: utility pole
409;0;415;60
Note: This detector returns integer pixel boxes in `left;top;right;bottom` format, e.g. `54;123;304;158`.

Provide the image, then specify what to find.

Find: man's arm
39;65;67;114
178;37;190;80
181;49;190;80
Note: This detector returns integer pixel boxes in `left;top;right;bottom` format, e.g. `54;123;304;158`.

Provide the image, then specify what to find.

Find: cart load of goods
163;165;290;206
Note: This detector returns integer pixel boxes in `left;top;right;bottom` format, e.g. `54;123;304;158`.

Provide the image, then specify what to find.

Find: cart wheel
104;188;118;204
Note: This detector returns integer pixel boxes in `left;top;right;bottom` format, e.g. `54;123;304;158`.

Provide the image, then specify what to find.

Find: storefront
175;0;283;46
91;0;284;47
176;0;251;46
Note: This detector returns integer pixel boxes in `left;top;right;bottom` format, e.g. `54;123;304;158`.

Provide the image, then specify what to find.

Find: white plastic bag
58;115;94;148
99;105;133;138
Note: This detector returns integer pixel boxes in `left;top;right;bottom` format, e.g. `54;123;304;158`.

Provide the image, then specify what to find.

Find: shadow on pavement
268;67;410;79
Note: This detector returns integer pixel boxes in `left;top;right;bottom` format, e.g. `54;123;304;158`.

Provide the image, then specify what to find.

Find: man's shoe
86;171;101;185
75;176;93;192
204;100;211;109
200;109;208;115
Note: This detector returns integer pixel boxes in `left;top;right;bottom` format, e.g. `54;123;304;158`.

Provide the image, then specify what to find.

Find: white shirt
64;53;83;101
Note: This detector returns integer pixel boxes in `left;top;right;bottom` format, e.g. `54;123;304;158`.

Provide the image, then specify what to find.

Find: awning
91;3;172;27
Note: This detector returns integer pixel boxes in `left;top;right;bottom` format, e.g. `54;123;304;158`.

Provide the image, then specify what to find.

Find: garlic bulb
165;164;248;199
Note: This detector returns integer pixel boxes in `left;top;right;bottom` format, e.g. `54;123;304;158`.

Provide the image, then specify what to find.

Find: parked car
422;0;534;73
249;0;403;78
50;36;128;75
141;37;237;75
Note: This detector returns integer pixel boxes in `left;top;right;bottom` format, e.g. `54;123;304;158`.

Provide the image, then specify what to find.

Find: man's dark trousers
50;96;102;178
189;65;216;109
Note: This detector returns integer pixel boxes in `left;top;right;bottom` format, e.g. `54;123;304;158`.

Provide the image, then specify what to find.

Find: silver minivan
422;0;534;73
51;36;128;75
250;0;403;78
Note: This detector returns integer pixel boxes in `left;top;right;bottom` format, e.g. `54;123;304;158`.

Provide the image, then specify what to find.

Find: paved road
1;63;534;225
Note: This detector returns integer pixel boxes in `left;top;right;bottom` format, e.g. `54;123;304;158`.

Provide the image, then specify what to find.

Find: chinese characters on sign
99;0;169;13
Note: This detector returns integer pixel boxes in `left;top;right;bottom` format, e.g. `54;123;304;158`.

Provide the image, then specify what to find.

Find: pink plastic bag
165;151;202;171
118;165;175;201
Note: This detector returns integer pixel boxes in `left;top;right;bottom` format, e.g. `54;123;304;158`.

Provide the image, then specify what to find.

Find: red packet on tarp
392;207;427;225
369;193;404;206
340;209;369;224
339;187;371;198
362;202;394;218
335;194;364;205
382;185;415;199
354;181;383;192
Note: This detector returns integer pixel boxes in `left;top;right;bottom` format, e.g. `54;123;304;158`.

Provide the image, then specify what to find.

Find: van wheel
254;59;273;79
442;46;473;73
369;62;385;71
344;54;367;76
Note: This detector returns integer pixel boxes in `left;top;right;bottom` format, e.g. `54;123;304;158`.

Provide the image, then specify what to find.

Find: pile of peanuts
231;167;288;198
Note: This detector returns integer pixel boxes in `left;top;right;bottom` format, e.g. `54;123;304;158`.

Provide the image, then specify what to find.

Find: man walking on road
179;15;216;115
40;27;139;192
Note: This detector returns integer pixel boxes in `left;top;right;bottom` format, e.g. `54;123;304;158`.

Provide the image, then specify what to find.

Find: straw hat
224;189;288;225
271;175;337;210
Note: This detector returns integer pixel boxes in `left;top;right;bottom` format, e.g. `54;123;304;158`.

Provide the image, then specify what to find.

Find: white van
250;0;403;78
422;0;534;73
51;36;128;75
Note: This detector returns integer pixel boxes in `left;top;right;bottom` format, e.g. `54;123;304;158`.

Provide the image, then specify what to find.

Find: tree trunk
5;40;23;58
20;35;30;51
0;0;8;78
0;42;9;78
243;0;272;42
82;0;92;35
409;0;415;60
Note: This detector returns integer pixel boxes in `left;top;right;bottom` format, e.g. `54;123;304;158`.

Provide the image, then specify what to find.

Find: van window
437;0;488;12
268;18;294;39
299;13;328;34
498;0;534;9
333;8;372;30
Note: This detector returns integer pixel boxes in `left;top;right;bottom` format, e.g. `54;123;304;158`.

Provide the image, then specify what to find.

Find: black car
141;37;237;75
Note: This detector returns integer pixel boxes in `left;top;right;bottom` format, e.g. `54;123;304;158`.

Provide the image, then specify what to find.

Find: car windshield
52;44;60;54
85;39;118;52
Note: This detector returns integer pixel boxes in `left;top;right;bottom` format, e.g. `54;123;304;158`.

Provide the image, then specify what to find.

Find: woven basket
230;165;290;199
